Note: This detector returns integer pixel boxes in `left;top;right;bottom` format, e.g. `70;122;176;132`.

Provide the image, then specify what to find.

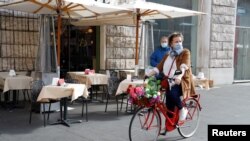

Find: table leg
49;98;82;127
2;90;24;110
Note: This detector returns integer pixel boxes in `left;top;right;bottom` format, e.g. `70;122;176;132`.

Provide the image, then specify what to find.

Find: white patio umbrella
71;0;205;65
0;0;130;66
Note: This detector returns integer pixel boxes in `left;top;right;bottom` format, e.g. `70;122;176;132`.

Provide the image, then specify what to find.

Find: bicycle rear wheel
178;98;200;138
129;107;161;141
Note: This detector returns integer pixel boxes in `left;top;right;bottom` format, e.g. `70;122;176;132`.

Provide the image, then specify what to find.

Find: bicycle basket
127;76;161;107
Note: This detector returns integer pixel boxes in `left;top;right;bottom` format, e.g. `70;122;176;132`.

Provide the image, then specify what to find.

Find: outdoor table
67;72;108;102
37;83;88;127
0;73;33;109
0;73;33;93
67;72;108;87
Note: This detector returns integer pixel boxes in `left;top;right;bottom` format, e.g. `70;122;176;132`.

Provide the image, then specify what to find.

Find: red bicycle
128;77;202;141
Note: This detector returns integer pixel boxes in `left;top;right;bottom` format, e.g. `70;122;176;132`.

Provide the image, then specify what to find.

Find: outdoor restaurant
1;0;244;140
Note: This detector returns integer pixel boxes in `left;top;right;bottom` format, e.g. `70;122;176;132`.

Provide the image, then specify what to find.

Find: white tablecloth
68;72;108;87
0;73;33;92
37;84;89;102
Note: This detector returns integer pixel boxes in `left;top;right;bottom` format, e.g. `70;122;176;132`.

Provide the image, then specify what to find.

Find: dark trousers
165;84;183;112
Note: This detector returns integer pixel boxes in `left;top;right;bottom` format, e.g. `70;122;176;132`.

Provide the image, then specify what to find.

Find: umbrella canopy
0;0;130;66
71;1;205;65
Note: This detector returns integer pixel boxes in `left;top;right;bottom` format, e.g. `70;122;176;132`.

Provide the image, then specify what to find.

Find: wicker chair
64;78;89;122
104;70;121;115
29;80;59;126
29;80;47;126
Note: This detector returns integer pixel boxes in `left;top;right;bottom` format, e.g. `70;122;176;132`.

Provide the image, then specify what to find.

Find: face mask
173;43;183;55
161;43;168;48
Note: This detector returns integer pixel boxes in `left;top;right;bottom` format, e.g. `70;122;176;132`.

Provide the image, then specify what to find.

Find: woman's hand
144;75;149;81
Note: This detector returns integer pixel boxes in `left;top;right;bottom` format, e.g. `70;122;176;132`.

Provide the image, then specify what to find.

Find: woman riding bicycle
146;32;196;123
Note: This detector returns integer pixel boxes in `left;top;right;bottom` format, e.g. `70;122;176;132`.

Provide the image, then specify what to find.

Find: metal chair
29;80;47;126
29;80;60;126
64;78;89;122
105;70;120;115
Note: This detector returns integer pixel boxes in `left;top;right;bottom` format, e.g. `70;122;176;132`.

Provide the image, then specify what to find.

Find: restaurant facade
0;0;249;85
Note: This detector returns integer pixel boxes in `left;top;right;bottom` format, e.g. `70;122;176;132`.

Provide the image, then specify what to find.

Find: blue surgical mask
161;43;168;48
173;43;183;55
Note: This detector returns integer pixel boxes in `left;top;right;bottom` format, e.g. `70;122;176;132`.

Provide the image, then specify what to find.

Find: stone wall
0;12;39;71
105;25;138;70
210;0;237;68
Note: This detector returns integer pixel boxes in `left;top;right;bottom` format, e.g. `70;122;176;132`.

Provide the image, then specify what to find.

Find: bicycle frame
149;94;201;132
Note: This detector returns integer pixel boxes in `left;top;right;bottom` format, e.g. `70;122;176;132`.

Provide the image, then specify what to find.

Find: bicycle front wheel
178;98;200;138
129;107;161;141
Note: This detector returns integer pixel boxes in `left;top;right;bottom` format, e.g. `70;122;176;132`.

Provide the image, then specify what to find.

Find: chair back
108;76;120;95
30;80;45;103
119;71;127;82
109;70;118;77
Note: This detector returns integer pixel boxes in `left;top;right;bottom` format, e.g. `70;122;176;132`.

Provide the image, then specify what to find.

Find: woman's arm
175;49;191;84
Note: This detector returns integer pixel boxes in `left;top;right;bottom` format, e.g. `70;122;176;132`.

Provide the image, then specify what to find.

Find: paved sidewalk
1;83;250;141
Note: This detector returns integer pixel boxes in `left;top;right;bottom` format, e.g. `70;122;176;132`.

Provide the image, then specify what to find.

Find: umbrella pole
135;9;140;65
57;14;61;66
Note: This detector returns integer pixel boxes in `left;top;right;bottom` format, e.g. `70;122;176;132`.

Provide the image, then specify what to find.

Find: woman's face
171;36;182;48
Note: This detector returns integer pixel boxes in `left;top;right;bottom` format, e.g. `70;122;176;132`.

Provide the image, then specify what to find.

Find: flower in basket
144;77;161;105
127;84;145;104
127;76;161;106
134;86;144;96
127;85;137;100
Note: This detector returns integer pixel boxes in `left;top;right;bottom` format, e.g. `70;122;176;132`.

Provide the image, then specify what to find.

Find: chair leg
105;94;109;112
85;101;88;122
120;95;124;111
26;90;31;103
43;104;46;127
95;86;98;100
102;85;104;101
82;98;84;117
29;104;33;124
126;98;129;112
47;103;51;121
116;96;119;116
20;90;26;102
104;85;109;112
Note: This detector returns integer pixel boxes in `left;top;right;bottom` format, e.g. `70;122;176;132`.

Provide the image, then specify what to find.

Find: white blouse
163;56;177;78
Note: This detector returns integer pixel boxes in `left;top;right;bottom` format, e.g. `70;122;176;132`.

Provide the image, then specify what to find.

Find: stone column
196;0;212;80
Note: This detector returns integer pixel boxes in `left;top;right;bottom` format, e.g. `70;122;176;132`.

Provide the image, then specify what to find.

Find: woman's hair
168;32;184;46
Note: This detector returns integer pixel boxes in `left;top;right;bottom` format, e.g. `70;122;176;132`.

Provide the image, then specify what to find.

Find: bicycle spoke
178;98;200;138
129;107;160;141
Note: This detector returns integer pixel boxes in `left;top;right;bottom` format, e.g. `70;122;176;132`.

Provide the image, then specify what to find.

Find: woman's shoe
179;107;188;121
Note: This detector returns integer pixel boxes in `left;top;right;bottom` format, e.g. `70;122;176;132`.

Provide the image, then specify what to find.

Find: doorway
60;25;96;78
234;27;250;80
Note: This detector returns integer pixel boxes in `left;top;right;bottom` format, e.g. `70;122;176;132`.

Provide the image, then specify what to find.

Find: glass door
234;27;250;80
